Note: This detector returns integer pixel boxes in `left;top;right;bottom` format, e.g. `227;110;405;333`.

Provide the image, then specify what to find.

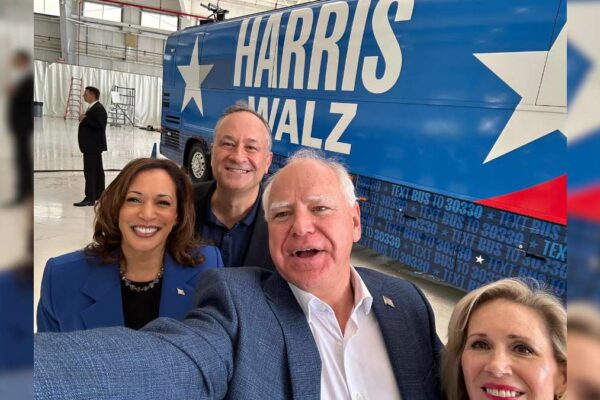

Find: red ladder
64;77;84;120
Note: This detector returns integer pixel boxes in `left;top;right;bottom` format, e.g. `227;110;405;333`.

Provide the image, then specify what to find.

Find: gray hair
262;149;356;220
213;101;272;151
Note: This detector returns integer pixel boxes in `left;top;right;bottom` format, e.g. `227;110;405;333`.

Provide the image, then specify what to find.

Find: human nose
138;202;156;220
229;144;246;163
291;208;315;236
483;349;512;377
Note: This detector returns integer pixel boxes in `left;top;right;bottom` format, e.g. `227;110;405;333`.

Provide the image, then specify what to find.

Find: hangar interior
31;0;463;335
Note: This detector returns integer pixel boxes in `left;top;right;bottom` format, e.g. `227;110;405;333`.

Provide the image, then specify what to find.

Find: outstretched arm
34;269;238;400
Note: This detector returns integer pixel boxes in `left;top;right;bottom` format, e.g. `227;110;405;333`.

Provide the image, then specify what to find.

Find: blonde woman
442;278;566;400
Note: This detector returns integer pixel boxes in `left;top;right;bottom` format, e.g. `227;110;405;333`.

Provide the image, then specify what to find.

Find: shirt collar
206;185;261;228
289;266;374;322
88;100;98;108
240;189;260;226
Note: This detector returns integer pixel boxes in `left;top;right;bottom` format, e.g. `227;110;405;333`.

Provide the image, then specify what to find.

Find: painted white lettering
362;0;414;94
325;102;356;154
341;0;371;91
307;2;349;91
234;17;263;87
300;101;321;148
279;8;313;90
275;99;299;144
248;96;280;130
255;13;282;88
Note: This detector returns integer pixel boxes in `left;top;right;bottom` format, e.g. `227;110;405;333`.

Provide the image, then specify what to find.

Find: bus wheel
187;143;210;182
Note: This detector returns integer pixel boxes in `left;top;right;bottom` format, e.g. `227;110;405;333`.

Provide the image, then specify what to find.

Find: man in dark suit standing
74;86;107;207
194;103;275;270
5;50;33;206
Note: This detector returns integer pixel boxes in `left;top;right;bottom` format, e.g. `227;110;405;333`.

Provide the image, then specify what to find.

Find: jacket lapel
244;198;270;267
263;273;321;400
158;255;201;319
80;262;124;329
193;181;215;232
358;268;416;399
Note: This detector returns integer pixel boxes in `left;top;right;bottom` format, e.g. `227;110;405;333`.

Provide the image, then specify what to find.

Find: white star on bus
566;2;600;144
474;26;566;164
178;37;213;114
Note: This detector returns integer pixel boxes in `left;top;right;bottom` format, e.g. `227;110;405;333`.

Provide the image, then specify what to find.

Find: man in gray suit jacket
35;150;443;400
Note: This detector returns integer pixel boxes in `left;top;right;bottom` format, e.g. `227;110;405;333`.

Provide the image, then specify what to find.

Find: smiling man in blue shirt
193;103;275;270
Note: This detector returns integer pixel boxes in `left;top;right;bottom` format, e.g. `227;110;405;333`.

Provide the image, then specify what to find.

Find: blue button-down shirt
200;192;261;268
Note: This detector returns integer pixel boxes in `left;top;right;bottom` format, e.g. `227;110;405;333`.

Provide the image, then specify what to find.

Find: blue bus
160;0;567;297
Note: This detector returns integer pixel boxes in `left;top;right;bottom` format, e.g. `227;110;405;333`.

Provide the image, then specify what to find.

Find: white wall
34;0;186;78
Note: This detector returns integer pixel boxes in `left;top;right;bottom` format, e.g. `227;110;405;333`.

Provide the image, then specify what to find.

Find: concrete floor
33;116;464;339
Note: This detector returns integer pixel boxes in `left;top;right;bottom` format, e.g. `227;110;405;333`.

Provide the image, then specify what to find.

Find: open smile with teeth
132;225;159;236
226;167;252;174
292;248;322;258
482;387;524;398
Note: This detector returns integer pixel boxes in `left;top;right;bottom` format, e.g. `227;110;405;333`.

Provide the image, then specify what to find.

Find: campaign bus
160;0;567;297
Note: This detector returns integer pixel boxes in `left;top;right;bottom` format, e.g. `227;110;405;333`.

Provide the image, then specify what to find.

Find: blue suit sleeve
34;269;236;399
36;258;60;333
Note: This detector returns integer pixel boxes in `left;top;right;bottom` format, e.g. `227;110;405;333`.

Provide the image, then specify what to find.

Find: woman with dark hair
441;278;567;400
37;158;223;332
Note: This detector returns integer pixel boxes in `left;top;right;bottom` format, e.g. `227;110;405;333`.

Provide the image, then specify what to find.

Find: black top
121;280;162;330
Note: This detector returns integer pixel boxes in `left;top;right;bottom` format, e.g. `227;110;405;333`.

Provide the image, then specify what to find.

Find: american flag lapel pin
382;295;395;308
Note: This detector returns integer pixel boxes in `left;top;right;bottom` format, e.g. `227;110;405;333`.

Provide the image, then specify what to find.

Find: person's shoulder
45;250;104;277
192;180;216;198
356;267;424;298
202;266;273;289
191;244;221;264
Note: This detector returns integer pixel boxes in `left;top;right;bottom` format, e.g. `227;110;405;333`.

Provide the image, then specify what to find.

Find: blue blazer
0;268;33;371
36;246;223;332
35;267;442;399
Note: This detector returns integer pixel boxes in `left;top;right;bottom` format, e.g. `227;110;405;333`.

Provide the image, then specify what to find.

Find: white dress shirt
289;267;401;400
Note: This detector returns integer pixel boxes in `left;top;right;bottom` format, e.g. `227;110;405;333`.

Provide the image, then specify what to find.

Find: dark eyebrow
127;191;173;199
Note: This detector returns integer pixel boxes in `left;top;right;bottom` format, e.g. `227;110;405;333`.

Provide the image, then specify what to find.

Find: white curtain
33;60;162;127
34;60;47;103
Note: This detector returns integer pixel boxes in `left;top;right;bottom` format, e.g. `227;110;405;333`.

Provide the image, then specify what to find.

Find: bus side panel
161;0;567;297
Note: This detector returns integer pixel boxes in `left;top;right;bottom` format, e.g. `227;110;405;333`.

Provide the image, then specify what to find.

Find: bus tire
187;143;210;182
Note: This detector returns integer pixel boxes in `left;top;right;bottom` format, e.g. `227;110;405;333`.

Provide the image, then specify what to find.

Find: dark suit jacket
0;268;33;371
78;102;107;154
8;73;33;135
36;247;223;332
193;181;275;270
34;267;443;399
